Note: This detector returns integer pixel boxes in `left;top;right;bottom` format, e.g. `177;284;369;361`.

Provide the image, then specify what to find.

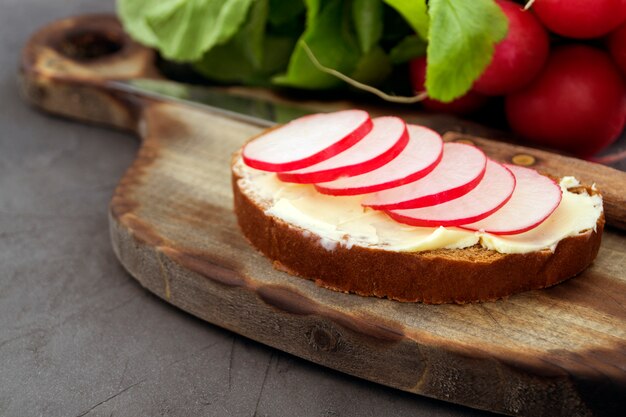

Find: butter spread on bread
232;111;604;303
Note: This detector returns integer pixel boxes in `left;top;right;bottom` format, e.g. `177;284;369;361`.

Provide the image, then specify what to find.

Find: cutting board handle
19;14;160;133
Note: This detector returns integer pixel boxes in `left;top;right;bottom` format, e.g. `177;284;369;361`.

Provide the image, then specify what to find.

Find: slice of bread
232;152;604;304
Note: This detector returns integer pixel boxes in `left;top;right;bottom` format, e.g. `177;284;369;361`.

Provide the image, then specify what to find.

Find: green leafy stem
117;0;508;102
301;42;427;103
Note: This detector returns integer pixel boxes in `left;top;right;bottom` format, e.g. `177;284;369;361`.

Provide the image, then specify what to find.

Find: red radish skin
532;0;626;39
473;0;550;95
409;57;488;115
609;22;626;76
277;117;408;184
314;124;443;196
506;45;626;157
386;160;515;227
461;165;562;235
242;110;372;172
362;142;487;210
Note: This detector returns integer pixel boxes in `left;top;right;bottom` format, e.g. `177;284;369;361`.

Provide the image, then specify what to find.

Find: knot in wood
453;138;475;146
511;154;536;166
307;324;340;352
60;30;123;61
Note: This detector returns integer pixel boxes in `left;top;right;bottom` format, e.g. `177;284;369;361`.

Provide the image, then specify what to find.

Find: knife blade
112;79;318;127
113;79;626;173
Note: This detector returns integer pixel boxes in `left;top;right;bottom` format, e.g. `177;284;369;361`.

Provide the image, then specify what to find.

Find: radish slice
386;160;515;227
242;110;372;172
277;117;408;184
315;124;443;195
362;142;487;210
460;165;562;235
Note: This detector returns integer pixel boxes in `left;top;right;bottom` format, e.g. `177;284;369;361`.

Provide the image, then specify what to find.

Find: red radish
242;110;372;172
609;22;626;76
473;0;550;95
277;117;408;184
362;142;487;210
409;57;488;115
386;160;515;227
460;165;561;235
506;45;626;157
315;124;443;196
532;0;626;39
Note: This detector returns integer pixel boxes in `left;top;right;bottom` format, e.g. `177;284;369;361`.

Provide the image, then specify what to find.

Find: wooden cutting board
20;15;626;417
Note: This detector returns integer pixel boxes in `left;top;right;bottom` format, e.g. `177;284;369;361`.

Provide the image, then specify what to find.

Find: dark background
3;1;618;416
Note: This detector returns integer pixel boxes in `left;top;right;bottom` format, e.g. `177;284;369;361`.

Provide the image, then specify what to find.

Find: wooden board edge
108;209;625;417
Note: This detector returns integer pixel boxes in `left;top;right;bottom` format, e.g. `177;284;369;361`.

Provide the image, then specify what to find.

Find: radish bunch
242;110;562;234
410;0;626;158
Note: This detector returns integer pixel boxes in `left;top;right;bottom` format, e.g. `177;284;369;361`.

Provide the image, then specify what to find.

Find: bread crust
232;160;604;304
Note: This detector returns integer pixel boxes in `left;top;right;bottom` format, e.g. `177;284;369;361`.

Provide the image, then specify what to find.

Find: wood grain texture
20;15;626;416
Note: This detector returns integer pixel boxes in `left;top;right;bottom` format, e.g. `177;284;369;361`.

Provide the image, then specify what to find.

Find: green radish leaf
382;0;429;40
273;0;361;89
297;42;423;103
426;0;508;102
305;0;323;26
352;0;384;53
194;34;296;85
241;0;268;68
194;0;296;85
268;0;306;26
389;35;427;64
117;0;180;48
350;46;392;85
138;0;255;62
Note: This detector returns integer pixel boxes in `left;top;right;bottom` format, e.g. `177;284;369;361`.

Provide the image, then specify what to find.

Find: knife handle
19;14;161;134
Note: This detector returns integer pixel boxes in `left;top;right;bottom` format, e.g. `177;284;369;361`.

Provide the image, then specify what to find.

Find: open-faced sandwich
232;110;604;304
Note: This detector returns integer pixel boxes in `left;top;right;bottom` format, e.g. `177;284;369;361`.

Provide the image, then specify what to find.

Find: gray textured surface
0;2;498;416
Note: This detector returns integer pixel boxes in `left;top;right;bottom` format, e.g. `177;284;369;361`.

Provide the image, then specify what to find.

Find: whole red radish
609;22;626;76
409;57;488;115
506;45;626;157
532;0;626;39
473;0;549;95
